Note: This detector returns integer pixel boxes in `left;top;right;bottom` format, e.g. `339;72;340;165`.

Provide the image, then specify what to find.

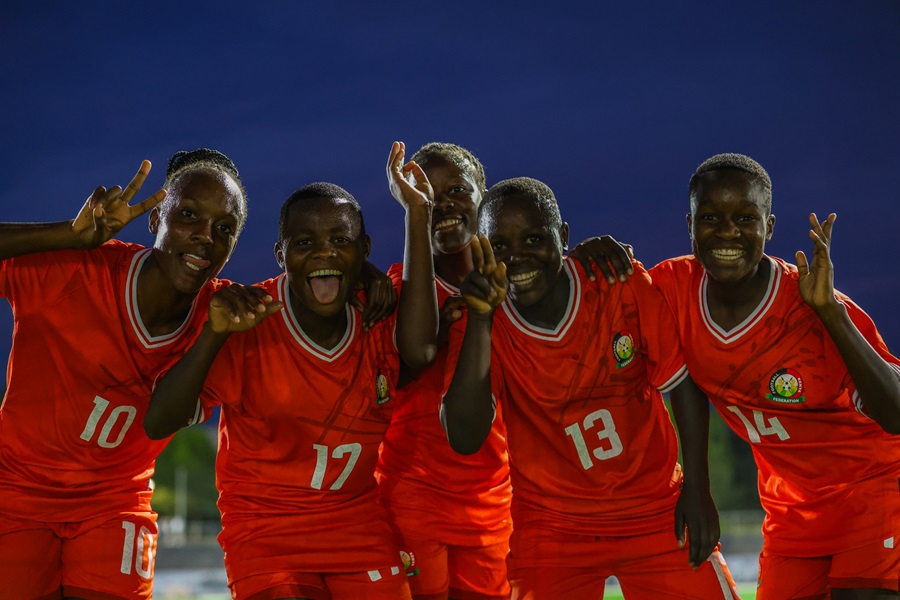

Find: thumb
795;250;809;276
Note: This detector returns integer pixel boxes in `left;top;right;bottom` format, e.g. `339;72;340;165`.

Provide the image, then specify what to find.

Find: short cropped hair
480;177;563;239
689;153;773;214
163;148;248;231
278;182;366;242
412;142;487;193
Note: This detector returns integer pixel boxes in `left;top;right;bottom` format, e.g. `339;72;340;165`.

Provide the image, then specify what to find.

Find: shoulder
769;255;798;277
387;262;403;281
649;255;697;279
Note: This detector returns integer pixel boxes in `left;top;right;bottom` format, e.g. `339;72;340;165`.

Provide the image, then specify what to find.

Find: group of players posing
0;141;897;600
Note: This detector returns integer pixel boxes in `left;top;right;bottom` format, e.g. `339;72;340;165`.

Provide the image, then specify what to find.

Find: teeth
509;270;539;286
182;253;209;272
710;249;744;260
434;218;462;230
308;269;343;278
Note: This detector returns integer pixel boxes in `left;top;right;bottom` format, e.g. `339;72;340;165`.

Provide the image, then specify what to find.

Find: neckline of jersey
277;274;356;362
125;248;198;349
699;255;781;344
500;258;581;342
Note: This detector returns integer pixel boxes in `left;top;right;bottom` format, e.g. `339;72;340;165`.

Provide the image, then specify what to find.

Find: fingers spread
121;160;152;203
133;189;167;217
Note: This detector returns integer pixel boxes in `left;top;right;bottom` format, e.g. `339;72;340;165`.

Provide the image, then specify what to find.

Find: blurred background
2;1;898;596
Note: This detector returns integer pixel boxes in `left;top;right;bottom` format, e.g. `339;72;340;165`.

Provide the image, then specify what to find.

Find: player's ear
274;242;286;270
361;234;371;259
560;222;570;252
149;207;161;235
765;213;776;241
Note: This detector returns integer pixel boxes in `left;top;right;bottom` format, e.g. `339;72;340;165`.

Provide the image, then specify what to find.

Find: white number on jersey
563;408;624;470
79;396;137;448
120;521;155;578
726;406;790;443
310;442;363;490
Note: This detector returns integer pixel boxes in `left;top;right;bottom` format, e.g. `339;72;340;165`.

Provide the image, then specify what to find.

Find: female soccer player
146;142;439;600
651;153;900;600
0;150;247;599
442;177;739;599
376;142;514;600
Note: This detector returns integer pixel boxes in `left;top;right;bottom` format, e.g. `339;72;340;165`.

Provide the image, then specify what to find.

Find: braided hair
162;148;248;230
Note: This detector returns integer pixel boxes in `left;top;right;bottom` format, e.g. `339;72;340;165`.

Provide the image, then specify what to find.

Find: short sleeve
838;293;900;416
628;265;688;393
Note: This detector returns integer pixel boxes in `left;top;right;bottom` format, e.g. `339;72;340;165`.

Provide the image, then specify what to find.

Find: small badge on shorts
765;368;806;404
375;372;391;405
612;330;635;369
400;547;419;577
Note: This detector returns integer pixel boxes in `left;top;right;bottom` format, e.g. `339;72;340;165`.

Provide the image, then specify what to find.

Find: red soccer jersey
0;241;218;523
205;274;402;576
377;264;512;546
652;255;900;556
446;258;688;537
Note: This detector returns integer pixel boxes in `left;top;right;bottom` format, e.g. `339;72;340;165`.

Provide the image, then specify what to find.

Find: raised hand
387;141;434;210
207;284;284;335
71;160;167;248
796;212;838;313
460;235;508;316
569;235;635;283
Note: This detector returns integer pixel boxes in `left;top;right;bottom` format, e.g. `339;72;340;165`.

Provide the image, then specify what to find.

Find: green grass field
603;584;756;599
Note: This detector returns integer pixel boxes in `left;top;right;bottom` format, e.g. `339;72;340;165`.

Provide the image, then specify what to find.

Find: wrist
681;474;711;491
467;310;495;325
203;321;234;340
814;297;848;325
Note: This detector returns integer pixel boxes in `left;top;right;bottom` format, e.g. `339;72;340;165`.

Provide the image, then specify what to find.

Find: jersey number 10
80;396;138;448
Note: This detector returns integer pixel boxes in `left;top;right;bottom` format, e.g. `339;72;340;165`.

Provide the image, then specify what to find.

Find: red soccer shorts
0;510;157;600
230;568;413;600
394;534;510;600
506;525;740;600
757;533;900;599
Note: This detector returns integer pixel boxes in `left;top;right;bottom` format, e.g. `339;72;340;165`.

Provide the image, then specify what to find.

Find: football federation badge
612;330;635;369
375;372;391;405
400;547;419;577
766;368;806;404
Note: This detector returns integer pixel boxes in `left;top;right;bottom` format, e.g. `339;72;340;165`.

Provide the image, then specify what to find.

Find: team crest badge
612;331;635;369
400;548;419;577
766;368;806;404
375;372;391;405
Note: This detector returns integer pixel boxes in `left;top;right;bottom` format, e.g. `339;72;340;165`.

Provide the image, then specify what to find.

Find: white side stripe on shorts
708;549;738;598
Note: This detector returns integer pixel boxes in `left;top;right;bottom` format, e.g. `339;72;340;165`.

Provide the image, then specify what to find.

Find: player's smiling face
483;194;568;308
422;156;482;255
688;169;775;285
275;196;370;318
150;170;243;294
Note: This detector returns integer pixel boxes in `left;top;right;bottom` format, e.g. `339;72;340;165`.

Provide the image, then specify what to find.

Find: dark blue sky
1;2;898;360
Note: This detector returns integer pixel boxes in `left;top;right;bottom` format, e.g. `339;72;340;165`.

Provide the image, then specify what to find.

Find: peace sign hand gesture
71;160;167;248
